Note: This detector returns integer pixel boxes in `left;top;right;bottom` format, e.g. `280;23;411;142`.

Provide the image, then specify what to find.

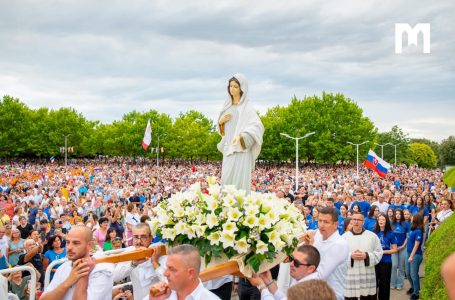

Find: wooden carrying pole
94;246;243;281
95;246;165;264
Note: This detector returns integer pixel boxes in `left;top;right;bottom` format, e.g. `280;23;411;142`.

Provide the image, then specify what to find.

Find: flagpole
347;141;369;176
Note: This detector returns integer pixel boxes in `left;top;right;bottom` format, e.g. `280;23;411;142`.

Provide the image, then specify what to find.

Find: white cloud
0;0;454;142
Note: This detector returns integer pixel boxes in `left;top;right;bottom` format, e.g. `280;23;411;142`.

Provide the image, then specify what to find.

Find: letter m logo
395;23;430;54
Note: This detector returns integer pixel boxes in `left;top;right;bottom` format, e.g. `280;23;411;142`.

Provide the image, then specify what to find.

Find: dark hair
394;208;404;225
40;219;49;224
227;77;244;100
411;213;425;233
343;217;352;233
105;227;117;243
368;205;379;218
98;217;109;225
47;235;61;251
374;213;393;234
318;207;338;222
387;207;396;224
352;204;362;214
140;215;151;223
297;244;320;268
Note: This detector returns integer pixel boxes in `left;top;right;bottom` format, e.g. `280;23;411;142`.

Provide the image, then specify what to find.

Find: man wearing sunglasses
248;245;320;300
114;223;165;300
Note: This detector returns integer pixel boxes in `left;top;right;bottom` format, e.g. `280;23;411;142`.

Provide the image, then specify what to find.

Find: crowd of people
0;158;453;300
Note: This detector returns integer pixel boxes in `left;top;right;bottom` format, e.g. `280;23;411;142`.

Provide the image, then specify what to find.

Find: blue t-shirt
334;202;343;210
376;230;397;263
409;206;429;217
44;248;67;281
407;229;424;255
364;217;376;231
352;201;370;217
337;216;346;235
389;204;406;211
308;219;319;230
392;221;410;247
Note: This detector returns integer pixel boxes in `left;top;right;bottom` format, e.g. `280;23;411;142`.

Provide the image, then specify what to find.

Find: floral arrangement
149;177;305;272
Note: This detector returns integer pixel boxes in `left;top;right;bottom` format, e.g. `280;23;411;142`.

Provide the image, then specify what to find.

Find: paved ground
391;261;425;300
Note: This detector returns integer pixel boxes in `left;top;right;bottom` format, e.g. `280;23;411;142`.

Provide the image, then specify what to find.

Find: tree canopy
1;94;452;167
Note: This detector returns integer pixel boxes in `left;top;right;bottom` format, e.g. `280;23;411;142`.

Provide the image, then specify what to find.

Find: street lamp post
347;141;369;176
390;142;402;166
280;131;315;191
156;135;160;167
375;142;392;159
63;134;70;168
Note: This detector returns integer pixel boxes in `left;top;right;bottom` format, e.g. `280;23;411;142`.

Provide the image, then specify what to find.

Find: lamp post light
62;134;70;168
390;142;402;166
280;131;315;191
347;141;369;176
375;142;392;159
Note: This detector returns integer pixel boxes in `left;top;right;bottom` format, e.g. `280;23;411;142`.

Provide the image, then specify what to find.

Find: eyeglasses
132;235;150;241
113;237;122;241
351;218;364;222
289;255;312;268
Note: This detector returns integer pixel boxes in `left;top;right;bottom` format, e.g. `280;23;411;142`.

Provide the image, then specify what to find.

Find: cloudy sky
1;0;454;141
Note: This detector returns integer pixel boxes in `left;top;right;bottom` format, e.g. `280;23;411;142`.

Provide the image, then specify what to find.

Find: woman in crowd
406;214;425;300
387;207;396;224
125;203;140;246
7;228;24;267
17;216;33;240
69;210;82;225
12;207;23;227
343;217;353;234
364;205;379;231
43;235;66;281
430;198;453;231
308;207;319;230
391;208;409;290
374;213;397;300
337;204;348;234
103;227;118;251
93;216;109;248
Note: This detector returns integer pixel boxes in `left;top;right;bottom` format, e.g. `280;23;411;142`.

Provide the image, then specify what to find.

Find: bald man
147;244;220;300
41;225;114;300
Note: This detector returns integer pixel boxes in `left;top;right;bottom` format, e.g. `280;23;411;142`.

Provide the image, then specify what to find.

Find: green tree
260;93;377;163
375;126;410;165
440;136;455;167
168;111;218;161
409;143;437;168
0;96;32;157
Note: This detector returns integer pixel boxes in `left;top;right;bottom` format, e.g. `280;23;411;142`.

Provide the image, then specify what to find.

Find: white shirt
261;272;319;300
313;230;349;300
0;236;8;258
143;280;220;300
371;201;389;214
42;260;114;300
113;246;167;300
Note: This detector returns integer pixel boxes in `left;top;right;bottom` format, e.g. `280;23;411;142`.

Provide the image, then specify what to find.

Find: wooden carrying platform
95;246;243;281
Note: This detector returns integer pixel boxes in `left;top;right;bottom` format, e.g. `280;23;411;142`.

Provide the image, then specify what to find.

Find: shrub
422;214;455;299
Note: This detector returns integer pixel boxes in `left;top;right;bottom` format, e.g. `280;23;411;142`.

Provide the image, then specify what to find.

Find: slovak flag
142;119;152;150
364;149;391;178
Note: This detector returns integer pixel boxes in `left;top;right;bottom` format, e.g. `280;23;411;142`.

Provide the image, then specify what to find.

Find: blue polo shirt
407;229;423;255
392;221;410;247
376;230;397;263
364;217;377;231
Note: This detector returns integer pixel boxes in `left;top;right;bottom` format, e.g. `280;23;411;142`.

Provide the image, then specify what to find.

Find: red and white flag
142;119;152;150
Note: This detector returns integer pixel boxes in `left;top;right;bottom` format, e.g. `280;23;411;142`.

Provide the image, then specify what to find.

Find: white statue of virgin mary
217;74;264;194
